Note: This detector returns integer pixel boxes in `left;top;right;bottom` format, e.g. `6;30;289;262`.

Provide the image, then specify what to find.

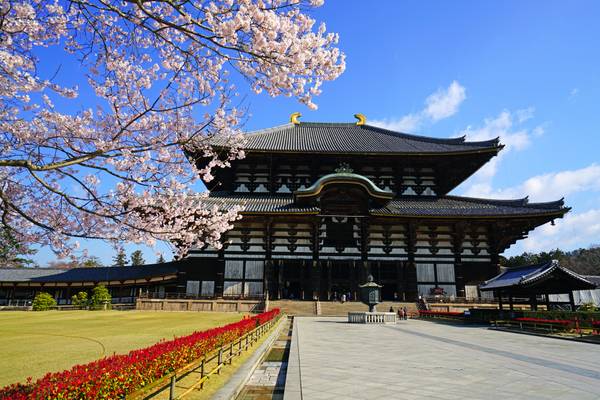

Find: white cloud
463;163;600;201
515;107;535;124
376;113;422;132
461;110;533;151
463;163;600;254
515;208;600;253
372;81;466;132
424;81;467;121
458;108;546;197
569;88;579;99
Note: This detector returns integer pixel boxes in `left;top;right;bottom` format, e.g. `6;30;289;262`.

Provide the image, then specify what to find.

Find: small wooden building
0;262;184;305
479;260;597;310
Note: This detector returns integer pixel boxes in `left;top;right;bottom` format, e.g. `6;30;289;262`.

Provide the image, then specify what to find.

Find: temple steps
268;300;417;316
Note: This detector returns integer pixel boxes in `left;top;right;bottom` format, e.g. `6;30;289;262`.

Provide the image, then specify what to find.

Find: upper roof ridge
445;195;531;207
243;121;501;148
245;122;295;136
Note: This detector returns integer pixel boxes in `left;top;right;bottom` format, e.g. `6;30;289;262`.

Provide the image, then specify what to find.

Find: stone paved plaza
284;317;600;400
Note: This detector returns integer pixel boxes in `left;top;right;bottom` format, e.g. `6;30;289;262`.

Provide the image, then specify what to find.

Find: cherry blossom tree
0;0;345;258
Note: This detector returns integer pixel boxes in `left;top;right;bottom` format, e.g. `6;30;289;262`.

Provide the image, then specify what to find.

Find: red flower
0;309;280;400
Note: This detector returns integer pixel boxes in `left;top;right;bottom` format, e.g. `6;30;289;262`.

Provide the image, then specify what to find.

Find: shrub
31;292;56;311
89;285;111;310
71;292;88;309
578;302;598;312
0;309;280;399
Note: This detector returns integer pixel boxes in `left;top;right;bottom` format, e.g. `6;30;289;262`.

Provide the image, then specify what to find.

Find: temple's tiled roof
585;276;600;286
203;194;568;217
205;194;319;213
372;196;568;217
212;122;501;154
0;263;179;283
480;260;597;291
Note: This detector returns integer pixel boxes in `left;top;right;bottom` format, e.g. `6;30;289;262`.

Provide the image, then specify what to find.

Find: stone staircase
268;300;417;316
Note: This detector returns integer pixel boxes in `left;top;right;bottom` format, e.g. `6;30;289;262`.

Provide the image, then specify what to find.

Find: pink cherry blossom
0;0;345;258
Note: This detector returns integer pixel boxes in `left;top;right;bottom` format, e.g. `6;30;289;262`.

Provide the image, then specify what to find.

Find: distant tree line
113;249;166;267
501;245;600;275
0;238;168;268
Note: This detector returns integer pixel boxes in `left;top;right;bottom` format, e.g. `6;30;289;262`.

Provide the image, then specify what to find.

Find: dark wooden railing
138;292;266;301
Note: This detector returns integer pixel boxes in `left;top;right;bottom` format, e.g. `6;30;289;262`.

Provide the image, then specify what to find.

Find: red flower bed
514;317;571;326
0;309;280;400
591;320;600;327
419;310;464;317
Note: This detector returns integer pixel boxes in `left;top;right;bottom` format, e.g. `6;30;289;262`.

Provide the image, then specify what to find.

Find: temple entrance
320;260;360;301
269;259;413;301
371;261;404;301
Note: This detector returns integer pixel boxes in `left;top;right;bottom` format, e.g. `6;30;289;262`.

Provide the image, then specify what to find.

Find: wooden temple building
0;114;572;306
479;260;597;310
186;114;570;301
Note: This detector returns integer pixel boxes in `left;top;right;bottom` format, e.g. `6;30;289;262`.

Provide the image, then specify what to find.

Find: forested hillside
501;246;600;275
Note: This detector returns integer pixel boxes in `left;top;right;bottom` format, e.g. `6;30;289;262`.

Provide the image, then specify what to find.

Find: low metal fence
126;314;282;400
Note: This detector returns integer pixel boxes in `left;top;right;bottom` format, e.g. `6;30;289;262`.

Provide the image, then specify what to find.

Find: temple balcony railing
138;292;266;301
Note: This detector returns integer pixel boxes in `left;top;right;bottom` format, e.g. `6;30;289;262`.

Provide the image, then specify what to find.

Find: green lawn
0;310;246;387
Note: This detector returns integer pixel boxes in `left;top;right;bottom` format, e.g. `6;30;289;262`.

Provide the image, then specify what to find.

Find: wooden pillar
276;261;282;299
453;222;466;297
264;260;272;300
508;295;514;311
568;291;576;311
215;257;225;299
530;295;538;311
299;260;305;300
360;218;370;294
311;261;320;300
406;221;418;301
544;293;550;310
311;218;321;300
351;260;358;300
395;261;402;301
360;218;369;262
326;261;332;300
498;291;503;310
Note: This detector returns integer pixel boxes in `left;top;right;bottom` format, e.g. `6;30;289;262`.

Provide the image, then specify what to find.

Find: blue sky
32;0;600;266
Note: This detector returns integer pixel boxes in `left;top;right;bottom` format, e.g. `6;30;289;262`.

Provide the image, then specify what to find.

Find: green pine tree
157;253;166;263
113;248;127;267
130;250;145;266
81;256;103;268
0;226;36;268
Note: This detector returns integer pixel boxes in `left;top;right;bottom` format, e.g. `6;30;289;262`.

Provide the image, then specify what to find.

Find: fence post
245;334;249;350
229;342;234;364
169;375;176;400
200;358;205;389
218;347;223;374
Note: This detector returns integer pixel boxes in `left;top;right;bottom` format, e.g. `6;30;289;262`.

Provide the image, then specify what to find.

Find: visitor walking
403;306;408;320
